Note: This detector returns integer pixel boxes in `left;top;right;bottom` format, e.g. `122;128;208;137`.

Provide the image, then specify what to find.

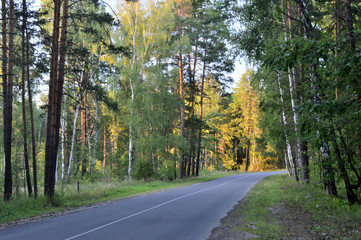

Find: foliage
132;159;155;180
236;0;361;204
0;0;283;203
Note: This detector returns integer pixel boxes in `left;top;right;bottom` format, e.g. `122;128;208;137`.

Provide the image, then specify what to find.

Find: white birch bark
61;95;67;180
128;75;135;179
284;153;291;176
277;72;298;180
66;104;80;183
282;3;301;168
93;99;98;164
55;154;58;183
128;7;138;180
103;125;106;179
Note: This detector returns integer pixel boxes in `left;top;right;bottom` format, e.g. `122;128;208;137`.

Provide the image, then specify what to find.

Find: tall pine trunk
244;129;251;172
195;59;206;176
21;0;32;197
26;27;38;197
178;51;185;179
3;0;15;201
81;69;87;176
44;0;61;197
45;0;69;196
344;0;355;49
2;0;9;200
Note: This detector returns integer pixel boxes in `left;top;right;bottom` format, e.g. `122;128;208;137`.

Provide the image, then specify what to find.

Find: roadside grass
0;170;236;225
232;174;361;239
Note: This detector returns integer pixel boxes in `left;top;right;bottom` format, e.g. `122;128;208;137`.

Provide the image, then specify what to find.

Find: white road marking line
65;174;248;240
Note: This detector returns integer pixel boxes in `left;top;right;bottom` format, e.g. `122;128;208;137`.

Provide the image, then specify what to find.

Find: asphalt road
0;171;284;240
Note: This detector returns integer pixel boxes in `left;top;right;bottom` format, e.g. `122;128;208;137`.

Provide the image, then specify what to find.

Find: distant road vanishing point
0;171;285;240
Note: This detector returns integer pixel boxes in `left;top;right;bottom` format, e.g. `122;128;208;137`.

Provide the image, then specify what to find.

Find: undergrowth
232;174;361;239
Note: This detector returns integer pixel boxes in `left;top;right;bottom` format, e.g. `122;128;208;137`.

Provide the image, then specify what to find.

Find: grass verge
0;170;235;226
210;174;361;239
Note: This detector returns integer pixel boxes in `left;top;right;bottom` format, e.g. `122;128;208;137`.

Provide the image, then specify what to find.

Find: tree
230;70;261;171
21;0;33;197
44;0;69;197
236;0;361;204
115;0;175;179
3;0;15;201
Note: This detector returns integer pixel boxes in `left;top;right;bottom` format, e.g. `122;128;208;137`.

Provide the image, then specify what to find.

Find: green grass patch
0;170;236;225
232;174;361;239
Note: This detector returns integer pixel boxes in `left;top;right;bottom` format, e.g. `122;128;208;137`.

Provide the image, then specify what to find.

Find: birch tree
116;0;174;179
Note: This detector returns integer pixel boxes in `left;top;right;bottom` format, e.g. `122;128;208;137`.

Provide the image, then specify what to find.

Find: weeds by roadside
209;174;361;239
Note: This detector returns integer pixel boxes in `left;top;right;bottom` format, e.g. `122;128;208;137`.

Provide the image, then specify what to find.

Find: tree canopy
1;0;360;206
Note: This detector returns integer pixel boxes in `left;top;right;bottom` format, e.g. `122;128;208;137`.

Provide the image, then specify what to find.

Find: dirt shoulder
208;199;321;240
208;174;361;239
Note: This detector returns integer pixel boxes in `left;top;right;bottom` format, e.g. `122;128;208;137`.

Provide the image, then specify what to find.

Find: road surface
0;171;284;240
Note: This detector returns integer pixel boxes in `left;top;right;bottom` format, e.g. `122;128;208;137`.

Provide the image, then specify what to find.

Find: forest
0;0;360;207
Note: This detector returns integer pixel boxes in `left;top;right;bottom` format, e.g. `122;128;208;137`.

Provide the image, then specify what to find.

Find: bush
159;160;176;181
132;159;154;180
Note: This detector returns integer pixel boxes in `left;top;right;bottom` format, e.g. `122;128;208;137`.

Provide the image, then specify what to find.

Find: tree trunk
103;124;107;179
127;80;134;178
232;139;237;166
284;152;291;176
3;0;15;201
21;0;32;197
81;103;87;176
297;0;337;194
61;96;67;180
178;51;185;179
128;121;133;180
44;0;61;197
285;1;308;182
87;105;92;175
93;99;98;164
67;104;80;183
128;66;135;179
344;0;355;49
331;127;359;205
2;0;9;200
300;141;309;183
55;154;59;183
26;26;38;197
81;69;87;176
44;0;69;197
244;138;250;172
277;72;298;181
320;141;338;196
187;53;197;177
196;58;206;176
